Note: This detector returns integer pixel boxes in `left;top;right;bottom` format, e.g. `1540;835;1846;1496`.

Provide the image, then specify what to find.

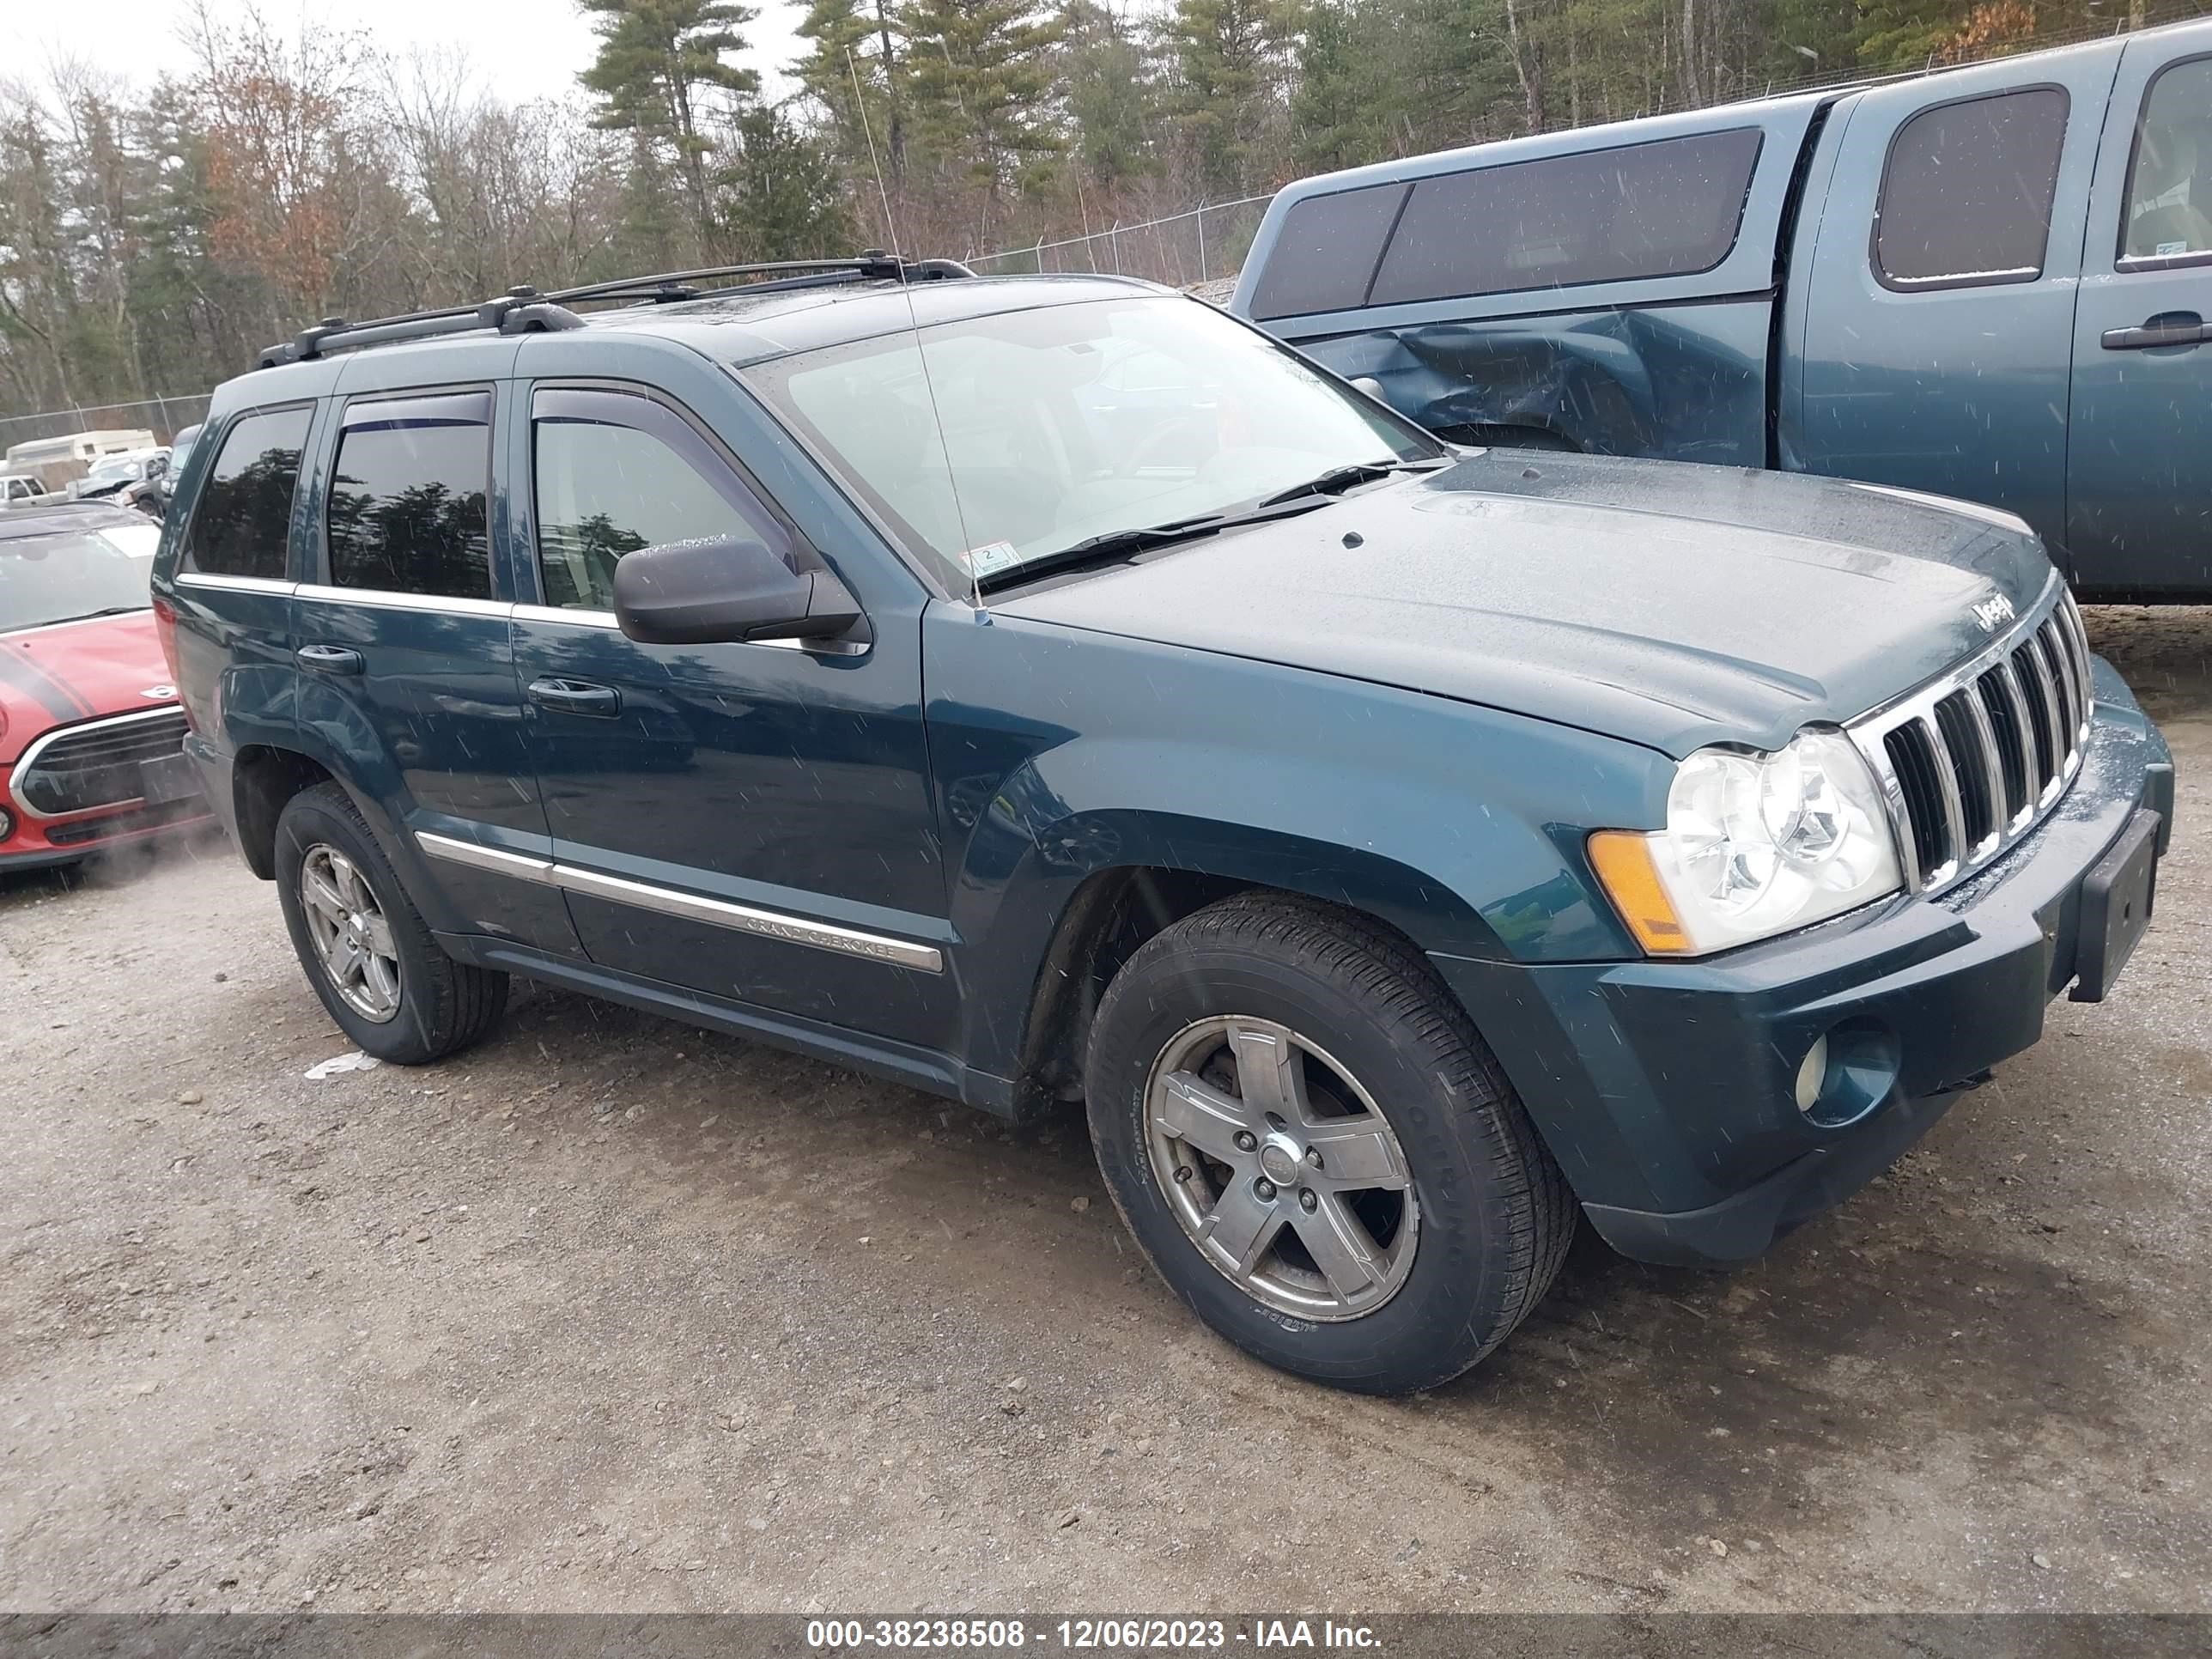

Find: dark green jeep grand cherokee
151;259;2174;1395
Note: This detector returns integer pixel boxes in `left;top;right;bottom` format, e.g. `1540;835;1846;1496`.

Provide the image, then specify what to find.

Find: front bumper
0;797;215;871
1;756;213;872
1431;655;2173;1267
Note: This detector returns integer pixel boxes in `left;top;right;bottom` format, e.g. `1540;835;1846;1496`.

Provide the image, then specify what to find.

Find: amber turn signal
1587;830;1693;955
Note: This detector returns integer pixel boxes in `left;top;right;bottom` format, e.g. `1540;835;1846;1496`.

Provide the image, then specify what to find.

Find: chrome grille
1850;582;2093;894
11;708;190;818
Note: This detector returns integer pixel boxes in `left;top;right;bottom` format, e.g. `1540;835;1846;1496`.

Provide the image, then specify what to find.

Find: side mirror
612;534;865;647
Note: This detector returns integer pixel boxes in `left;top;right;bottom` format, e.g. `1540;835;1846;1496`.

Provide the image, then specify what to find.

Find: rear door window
182;405;312;580
530;387;793;613
325;392;492;599
1364;128;1764;309
1874;88;2069;289
2120;56;2212;265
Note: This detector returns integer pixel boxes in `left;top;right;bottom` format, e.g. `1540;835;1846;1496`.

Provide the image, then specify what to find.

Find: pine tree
579;0;760;258
1060;1;1158;189
1158;0;1292;200
902;0;1066;207
795;0;910;231
726;102;858;257
1290;0;1378;173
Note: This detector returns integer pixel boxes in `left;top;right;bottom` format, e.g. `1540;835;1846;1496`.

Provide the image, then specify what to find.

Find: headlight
1589;728;1903;955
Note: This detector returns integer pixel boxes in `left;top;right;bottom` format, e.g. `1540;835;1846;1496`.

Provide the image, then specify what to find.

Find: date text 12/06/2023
803;1619;1383;1650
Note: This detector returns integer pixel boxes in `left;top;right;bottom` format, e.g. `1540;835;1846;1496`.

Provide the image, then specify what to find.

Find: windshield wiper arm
973;514;1228;593
975;496;1352;594
1257;457;1449;507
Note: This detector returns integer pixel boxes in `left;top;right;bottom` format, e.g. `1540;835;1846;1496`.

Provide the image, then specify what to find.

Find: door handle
2100;312;2207;350
527;677;622;717
295;643;363;674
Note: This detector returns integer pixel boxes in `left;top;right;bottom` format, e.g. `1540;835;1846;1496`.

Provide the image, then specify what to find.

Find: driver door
506;359;955;1050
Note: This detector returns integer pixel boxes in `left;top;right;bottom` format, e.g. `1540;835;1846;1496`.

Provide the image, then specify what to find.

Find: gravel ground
2;608;2207;1616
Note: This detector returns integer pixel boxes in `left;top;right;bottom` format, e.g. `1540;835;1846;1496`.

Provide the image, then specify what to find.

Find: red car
1;502;210;872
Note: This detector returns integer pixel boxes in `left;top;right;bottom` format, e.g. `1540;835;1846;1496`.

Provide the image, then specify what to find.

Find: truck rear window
1252;127;1763;319
1245;183;1408;321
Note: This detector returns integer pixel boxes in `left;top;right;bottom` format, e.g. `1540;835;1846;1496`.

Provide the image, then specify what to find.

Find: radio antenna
846;46;979;609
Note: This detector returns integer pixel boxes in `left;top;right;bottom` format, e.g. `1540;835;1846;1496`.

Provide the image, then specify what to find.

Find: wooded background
3;0;2203;416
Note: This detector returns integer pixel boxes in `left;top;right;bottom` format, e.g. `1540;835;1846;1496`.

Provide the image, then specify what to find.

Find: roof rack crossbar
252;253;974;370
255;286;589;368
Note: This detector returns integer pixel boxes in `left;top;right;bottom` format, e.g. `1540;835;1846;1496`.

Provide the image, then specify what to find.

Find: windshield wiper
975;497;1343;594
1257;457;1449;507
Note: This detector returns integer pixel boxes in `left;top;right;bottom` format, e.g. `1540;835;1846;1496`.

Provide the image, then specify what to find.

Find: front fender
927;609;1669;1082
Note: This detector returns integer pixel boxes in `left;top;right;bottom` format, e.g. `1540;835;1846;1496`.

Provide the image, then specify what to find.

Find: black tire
1085;893;1574;1394
273;781;507;1064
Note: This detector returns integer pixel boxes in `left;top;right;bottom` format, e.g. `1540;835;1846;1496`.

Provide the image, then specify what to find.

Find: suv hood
994;450;2055;757
0;611;172;766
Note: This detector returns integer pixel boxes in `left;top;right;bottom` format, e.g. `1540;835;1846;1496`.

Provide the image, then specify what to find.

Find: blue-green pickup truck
1234;19;2212;599
150;258;2170;1394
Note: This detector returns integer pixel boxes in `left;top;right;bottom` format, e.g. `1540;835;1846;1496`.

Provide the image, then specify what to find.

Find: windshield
747;295;1441;592
86;457;143;483
0;528;155;632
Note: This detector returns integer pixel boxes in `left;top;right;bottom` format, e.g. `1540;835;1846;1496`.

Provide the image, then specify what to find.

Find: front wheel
1085;894;1574;1394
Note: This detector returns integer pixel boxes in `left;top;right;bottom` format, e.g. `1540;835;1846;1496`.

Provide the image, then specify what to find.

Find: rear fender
1293;301;1771;465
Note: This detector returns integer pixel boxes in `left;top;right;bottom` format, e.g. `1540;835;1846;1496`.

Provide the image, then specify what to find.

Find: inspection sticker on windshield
965;541;1022;576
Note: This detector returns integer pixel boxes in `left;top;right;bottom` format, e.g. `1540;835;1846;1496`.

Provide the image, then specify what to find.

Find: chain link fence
0;395;214;467
966;194;1273;295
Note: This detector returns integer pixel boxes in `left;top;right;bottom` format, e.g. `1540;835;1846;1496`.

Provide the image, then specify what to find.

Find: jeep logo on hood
1972;594;2017;634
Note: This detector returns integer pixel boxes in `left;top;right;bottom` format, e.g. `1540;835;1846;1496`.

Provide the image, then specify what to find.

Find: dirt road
3;609;2206;1615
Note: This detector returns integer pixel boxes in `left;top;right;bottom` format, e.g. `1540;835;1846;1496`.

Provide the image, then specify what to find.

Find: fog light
0;805;14;842
1793;1034;1830;1115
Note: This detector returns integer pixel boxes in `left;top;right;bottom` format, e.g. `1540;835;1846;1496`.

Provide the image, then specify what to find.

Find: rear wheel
1085;893;1573;1394
274;783;507;1064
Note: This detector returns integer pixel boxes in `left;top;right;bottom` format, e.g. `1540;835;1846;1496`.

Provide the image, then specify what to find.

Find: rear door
294;351;579;956
507;336;953;1050
2066;40;2212;594
164;400;318;750
1796;46;2124;553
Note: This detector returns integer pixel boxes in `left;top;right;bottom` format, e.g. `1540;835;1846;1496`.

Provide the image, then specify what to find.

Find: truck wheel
1085;893;1573;1394
273;782;507;1065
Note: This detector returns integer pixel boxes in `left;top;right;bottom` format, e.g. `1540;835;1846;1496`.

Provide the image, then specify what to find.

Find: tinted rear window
182;405;311;580
1358;127;1764;310
326;392;492;599
1875;88;2069;289
1248;182;1408;320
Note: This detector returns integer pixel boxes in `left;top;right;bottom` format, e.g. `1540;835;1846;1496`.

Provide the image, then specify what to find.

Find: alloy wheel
298;843;402;1023
1141;1016;1418;1321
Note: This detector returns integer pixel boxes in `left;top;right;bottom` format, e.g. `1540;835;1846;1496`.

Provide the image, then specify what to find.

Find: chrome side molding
415;830;943;973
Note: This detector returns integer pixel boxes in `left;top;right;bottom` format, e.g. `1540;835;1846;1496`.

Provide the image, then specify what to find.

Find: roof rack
254;252;976;370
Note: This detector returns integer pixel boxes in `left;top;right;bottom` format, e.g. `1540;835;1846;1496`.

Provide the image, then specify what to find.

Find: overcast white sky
3;0;809;103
